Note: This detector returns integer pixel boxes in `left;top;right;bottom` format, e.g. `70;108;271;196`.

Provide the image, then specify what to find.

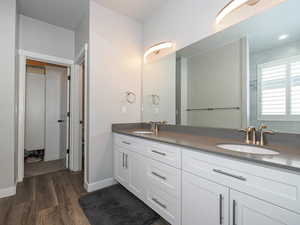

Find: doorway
73;43;88;188
24;59;70;177
18;49;87;187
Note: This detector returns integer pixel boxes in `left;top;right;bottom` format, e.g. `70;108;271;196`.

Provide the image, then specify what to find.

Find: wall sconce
144;42;174;62
216;0;260;24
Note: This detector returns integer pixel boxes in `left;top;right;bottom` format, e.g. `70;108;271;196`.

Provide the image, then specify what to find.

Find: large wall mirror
142;0;300;134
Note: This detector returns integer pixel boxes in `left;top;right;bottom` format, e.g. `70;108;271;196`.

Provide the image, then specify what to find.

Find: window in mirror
257;55;300;121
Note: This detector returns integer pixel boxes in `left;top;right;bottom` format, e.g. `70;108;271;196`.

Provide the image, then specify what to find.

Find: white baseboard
17;176;23;183
84;177;117;192
0;185;16;198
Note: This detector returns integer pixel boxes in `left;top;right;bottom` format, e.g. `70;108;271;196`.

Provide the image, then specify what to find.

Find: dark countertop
113;127;300;173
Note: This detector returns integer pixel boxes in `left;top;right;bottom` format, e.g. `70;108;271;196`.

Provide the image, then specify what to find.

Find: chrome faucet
240;125;274;146
149;121;167;134
240;127;256;144
257;124;274;146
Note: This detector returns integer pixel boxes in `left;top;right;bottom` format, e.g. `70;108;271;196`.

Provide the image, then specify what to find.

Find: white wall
143;0;285;51
88;0;143;185
19;15;75;59
0;0;16;192
142;54;176;124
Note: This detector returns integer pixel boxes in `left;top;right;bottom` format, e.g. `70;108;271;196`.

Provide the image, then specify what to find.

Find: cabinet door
182;171;229;225
230;190;300;225
114;146;129;186
128;151;147;201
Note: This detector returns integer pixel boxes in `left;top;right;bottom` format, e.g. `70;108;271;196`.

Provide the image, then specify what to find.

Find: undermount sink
133;130;154;135
217;144;279;155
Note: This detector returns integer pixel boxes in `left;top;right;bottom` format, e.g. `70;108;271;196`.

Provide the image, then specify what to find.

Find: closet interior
24;59;69;177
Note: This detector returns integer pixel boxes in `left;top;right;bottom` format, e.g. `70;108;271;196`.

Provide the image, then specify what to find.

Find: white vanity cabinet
114;145;129;186
230;190;300;225
182;171;229;225
127;150;147;200
113;143;147;201
113;133;300;225
113;134;181;225
182;149;300;225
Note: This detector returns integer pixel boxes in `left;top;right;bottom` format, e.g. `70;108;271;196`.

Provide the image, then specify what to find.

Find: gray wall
88;0;143;185
142;54;176;124
143;0;283;52
75;13;89;58
19;15;75;59
250;39;300;133
0;0;16;190
185;40;242;129
14;1;20;183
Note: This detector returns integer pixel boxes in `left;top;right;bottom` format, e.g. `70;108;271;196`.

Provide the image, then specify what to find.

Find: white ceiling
94;0;167;22
17;0;88;30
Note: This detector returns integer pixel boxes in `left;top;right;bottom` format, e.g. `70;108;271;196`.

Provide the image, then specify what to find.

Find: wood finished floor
0;170;168;225
25;159;66;178
0;170;89;225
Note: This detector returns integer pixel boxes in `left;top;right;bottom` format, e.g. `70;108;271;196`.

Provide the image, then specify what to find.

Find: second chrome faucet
241;124;274;146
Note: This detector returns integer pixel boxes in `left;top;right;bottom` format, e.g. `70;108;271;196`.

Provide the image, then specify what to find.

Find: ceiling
94;0;167;22
18;0;167;30
17;0;88;30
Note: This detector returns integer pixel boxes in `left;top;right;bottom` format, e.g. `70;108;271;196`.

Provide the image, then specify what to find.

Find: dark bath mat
79;184;160;225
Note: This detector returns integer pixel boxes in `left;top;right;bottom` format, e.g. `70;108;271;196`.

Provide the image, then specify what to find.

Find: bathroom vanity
115;1;300;224
112;126;300;225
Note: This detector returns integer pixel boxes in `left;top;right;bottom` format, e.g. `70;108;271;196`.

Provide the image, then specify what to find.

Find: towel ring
126;91;136;104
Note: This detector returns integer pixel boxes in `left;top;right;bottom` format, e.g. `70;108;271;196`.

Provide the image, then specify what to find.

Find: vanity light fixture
278;34;289;40
144;42;174;62
216;0;260;24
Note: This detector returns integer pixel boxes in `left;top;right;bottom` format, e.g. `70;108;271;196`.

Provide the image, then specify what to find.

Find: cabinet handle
219;194;223;225
151;150;166;156
122;153;125;168
152;198;167;209
125;154;128;169
233;200;237;225
151;171;166;180
122;141;131;145
213;169;246;181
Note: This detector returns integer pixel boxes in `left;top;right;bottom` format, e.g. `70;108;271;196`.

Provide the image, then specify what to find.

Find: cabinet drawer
147;159;181;198
182;149;300;214
114;134;147;156
146;142;181;168
146;185;179;225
